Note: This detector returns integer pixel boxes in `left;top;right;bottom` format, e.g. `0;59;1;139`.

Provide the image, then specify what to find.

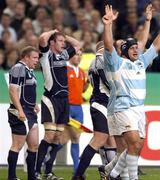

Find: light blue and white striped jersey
103;44;158;114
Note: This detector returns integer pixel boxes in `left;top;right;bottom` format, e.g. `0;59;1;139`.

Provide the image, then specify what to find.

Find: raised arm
153;33;160;52
138;4;153;51
102;5;118;53
65;35;81;53
39;29;58;47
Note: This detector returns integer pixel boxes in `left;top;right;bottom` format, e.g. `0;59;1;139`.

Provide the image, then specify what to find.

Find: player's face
54;35;66;53
27;51;39;69
128;44;138;61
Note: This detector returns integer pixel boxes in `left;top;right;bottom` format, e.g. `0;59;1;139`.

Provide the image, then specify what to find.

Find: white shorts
108;106;146;138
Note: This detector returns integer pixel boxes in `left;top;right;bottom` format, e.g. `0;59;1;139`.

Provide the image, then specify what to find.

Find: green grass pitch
1;166;160;180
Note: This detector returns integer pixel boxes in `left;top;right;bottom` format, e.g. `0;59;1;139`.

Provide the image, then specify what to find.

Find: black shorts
90;101;109;134
41;95;69;125
8;107;37;135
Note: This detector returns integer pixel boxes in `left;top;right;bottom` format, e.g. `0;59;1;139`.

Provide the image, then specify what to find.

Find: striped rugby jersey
103;44;158;114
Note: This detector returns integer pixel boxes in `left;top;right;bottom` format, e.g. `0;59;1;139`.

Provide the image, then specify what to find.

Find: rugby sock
106;147;117;162
126;154;138;180
71;143;79;173
120;167;129;180
99;147;109;165
104;153;119;176
44;144;62;174
36;140;51;173
110;149;127;178
26;150;36;180
75;145;97;176
7;150;19;179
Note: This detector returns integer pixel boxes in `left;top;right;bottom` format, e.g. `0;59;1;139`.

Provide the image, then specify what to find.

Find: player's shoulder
9;62;26;77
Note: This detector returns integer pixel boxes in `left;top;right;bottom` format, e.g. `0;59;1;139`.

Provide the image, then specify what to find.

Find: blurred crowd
0;0;159;71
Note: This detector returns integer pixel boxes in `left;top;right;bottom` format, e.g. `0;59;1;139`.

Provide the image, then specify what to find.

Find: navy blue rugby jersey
9;61;37;108
39;45;76;97
88;54;110;104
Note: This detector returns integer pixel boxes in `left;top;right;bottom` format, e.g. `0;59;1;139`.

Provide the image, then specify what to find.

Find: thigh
67;126;81;143
26;124;39;151
11;134;26;151
90;102;109;134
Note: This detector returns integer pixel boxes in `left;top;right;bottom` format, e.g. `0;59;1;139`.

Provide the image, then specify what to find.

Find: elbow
75;43;82;53
39;35;48;46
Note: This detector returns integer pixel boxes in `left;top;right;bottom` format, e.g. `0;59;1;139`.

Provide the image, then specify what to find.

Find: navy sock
75;145;97;176
7;150;19;180
71;143;79;173
44;144;62;174
36;140;50;173
26;150;37;180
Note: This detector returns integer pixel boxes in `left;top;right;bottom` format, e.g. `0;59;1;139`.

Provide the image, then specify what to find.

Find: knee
128;141;142;155
44;132;55;143
11;145;22;152
11;142;24;152
28;143;39;152
90;136;108;149
71;135;80;144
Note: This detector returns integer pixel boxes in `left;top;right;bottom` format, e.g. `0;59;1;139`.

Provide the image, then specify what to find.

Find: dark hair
121;38;138;59
48;32;65;45
20;46;39;58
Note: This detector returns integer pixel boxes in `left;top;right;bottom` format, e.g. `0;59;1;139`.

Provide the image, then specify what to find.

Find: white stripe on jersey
130;89;146;99
121;68;146;80
40;51;53;91
99;79;110;97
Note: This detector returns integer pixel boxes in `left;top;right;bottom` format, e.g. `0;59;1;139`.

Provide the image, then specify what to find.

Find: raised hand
145;4;153;21
102;5;118;25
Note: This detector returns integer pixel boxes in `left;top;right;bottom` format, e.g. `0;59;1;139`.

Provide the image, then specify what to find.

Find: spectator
90;10;104;34
3;0;17;17
32;6;49;35
3;48;19;70
0;50;5;68
0;13;17;42
11;1;26;34
81;31;96;53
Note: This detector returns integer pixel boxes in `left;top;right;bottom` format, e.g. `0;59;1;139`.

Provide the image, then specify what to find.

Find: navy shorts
41;95;69;125
8;107;37;135
90;101;109;134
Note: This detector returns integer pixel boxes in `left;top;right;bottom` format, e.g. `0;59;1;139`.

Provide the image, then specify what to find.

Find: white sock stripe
126;154;138;180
